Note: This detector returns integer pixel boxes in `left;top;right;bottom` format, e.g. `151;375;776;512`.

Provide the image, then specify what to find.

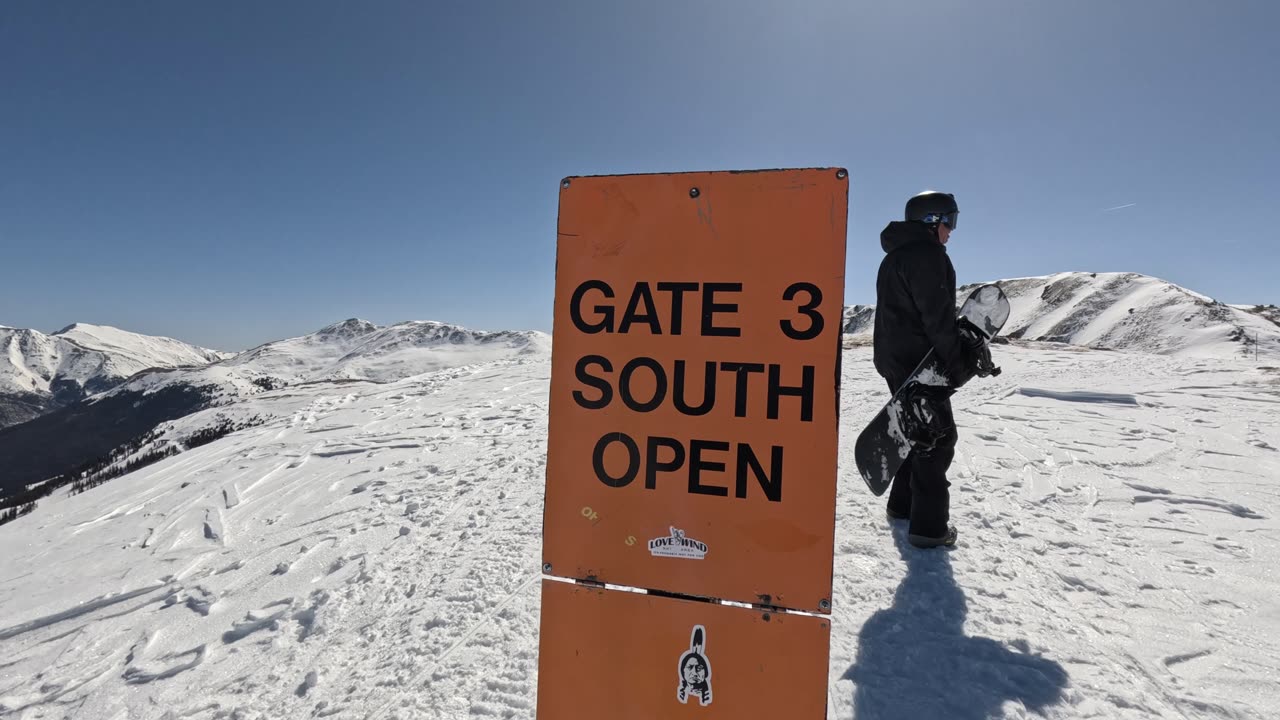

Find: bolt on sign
536;579;831;719
542;168;849;610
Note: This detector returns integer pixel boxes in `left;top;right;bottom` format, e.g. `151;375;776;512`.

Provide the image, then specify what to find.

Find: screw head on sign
561;179;571;189
819;599;831;610
689;187;700;198
836;169;848;179
542;563;553;573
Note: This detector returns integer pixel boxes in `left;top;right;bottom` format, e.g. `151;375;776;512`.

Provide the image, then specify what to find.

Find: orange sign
543;169;848;612
535;579;830;719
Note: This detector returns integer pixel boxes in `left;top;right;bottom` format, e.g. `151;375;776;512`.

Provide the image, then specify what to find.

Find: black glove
958;318;1001;380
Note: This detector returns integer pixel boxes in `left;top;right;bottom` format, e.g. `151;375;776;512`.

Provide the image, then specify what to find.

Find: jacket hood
880;220;940;254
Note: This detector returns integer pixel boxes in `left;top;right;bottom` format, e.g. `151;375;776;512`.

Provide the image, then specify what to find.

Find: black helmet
905;190;958;229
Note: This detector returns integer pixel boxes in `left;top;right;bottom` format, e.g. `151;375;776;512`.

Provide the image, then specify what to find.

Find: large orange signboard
535;580;831;719
543;169;848;612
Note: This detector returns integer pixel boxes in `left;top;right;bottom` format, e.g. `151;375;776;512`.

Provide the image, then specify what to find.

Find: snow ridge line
0;582;168;640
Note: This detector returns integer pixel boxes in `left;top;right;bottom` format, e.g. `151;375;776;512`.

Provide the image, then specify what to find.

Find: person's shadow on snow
843;527;1069;719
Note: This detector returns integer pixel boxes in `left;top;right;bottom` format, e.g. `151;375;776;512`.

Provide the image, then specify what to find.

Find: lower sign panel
536;579;830;719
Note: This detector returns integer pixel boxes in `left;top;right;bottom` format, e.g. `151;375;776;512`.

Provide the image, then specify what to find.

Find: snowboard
854;283;1011;497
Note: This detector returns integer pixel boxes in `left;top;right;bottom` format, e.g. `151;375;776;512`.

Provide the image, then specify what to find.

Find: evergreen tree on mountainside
0;502;36;526
0;384;217;493
0;415;264;522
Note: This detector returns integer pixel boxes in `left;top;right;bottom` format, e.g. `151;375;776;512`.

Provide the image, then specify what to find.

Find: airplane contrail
1103;203;1137;212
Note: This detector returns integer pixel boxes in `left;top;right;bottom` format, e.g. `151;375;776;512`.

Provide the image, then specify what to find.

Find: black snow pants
884;377;958;539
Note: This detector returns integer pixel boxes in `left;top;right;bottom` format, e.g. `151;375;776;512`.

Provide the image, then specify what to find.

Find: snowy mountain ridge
0;323;227;428
3;271;1273;488
118;318;551;397
5;270;1270;432
0;320;551;494
843;271;1280;359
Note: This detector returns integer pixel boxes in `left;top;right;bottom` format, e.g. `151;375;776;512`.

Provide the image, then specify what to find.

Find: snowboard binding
897;382;956;451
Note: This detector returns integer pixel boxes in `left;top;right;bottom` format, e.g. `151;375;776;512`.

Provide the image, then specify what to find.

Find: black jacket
873;221;965;388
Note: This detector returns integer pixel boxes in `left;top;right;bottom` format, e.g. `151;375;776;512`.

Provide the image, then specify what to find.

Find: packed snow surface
2;338;1279;718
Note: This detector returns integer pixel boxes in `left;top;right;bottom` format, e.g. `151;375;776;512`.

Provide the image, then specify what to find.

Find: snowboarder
872;190;975;548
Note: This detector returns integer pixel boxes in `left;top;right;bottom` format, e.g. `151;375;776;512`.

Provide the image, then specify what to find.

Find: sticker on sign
677;625;714;706
649;527;709;560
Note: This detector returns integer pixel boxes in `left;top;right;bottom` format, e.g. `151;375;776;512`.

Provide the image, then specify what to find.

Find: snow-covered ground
2;335;1278;719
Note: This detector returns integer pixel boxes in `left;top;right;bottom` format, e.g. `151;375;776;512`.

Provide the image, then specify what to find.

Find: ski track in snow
1;345;1278;719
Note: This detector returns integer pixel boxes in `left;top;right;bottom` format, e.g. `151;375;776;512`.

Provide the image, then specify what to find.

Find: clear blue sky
3;1;1277;351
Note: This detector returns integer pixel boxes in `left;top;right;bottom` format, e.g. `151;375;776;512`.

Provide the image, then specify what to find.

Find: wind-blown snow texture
2;277;1279;719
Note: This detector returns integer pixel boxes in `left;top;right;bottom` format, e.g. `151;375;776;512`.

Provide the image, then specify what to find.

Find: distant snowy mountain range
0;320;549;494
844;271;1280;358
113;318;551;404
2;272;1276;498
0;323;228;428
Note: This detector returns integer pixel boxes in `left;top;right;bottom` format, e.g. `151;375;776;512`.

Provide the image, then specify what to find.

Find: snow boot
908;525;958;549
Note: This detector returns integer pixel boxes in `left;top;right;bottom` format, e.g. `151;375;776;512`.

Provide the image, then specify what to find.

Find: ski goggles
920;211;958;229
